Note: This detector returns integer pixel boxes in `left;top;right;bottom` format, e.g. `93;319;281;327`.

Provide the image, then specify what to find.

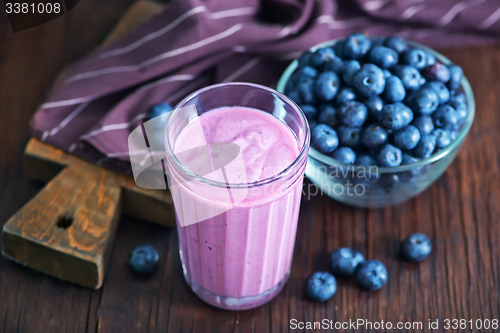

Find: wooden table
1;1;499;332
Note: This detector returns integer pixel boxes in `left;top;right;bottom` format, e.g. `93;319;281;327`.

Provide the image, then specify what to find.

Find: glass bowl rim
276;38;475;174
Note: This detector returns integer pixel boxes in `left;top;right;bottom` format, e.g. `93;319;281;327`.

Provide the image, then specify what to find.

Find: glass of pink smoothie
164;82;310;310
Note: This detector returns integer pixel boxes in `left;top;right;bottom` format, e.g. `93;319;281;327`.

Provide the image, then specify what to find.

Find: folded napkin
31;0;500;173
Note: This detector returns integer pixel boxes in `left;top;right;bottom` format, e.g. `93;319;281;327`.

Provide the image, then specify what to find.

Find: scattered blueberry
331;146;357;164
377;144;403;167
311;124;339;153
401;233;432;262
356;260;388;290
305;271;337;301
393;125;421;150
330;248;365;276
129;245;160;275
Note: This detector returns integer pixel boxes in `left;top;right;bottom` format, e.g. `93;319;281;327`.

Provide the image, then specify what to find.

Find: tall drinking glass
164;82;309;310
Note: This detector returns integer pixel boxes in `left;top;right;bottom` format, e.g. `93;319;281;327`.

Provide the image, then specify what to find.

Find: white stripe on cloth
41;74;195;110
43;101;91;139
65;24;245;83
315;15;371;29
363;0;391;11
41;96;94;109
100;7;255;58
480;7;500;29
400;3;425;20
79;112;148;140
438;0;486;26
222;58;260;82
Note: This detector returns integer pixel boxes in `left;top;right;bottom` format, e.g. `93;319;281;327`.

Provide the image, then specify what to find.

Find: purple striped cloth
31;0;500;173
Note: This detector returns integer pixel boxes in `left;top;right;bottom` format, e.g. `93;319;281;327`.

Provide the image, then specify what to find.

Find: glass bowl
276;39;475;208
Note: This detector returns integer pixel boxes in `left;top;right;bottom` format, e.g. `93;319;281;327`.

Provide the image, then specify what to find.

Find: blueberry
449;100;468;125
298;52;313;68
331;146;357;164
305;271;337;301
286;88;301;104
356;260;388;290
129;245;160;274
411;87;440;115
330;248;365;276
413;134;436;159
310;47;336;69
402;48;427;69
324;54;344;73
356;154;378;166
352;64;386;97
311;124;339;153
412;115;434;135
297;79;317;104
449;90;466;105
300;104;318;121
342;60;361;86
432;128;452;149
424;81;450;104
383;75;406;103
343;33;371;59
338;101;368;127
447;64;464;90
309;119;318;130
433;104;459;130
338;126;362;147
401;233;432;262
317;104;337;126
379;173;400;190
377;144;403;167
394;65;424;91
402;153;420;165
369;46;399;68
364;96;384;121
336;87;357;105
423;63;451;83
384;36;408;53
148;102;173;121
425;51;437;66
381;102;414;131
297;66;318;79
315;71;340;101
393;125;421;150
362;123;388;149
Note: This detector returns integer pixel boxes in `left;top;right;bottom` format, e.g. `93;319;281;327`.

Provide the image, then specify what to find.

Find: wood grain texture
0;0;499;332
1;1;173;289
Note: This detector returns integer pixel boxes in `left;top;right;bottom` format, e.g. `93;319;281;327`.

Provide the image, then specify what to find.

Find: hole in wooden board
56;215;74;229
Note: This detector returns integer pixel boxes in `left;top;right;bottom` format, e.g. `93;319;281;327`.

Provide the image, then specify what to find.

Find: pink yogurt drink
165;83;309;310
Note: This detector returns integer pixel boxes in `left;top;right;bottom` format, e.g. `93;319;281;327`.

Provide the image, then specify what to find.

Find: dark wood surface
1;1;499;332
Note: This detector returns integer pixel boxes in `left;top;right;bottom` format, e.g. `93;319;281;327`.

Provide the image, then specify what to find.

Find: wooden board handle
2;166;121;289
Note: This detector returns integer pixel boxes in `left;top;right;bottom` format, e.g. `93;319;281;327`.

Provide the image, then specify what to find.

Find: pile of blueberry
285;34;468;167
305;232;431;301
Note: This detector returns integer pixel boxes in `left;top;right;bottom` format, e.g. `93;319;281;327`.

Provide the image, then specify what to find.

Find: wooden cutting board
1;0;172;289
